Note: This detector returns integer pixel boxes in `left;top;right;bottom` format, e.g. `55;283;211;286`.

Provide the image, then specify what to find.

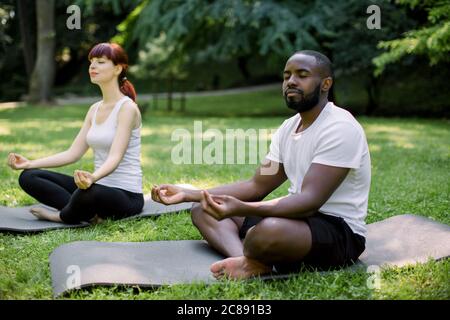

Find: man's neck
296;98;329;133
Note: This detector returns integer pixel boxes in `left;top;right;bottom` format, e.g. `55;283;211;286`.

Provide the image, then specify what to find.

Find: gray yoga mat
49;214;450;297
0;187;195;233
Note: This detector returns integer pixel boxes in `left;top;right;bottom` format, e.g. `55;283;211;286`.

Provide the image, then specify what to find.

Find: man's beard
284;83;321;112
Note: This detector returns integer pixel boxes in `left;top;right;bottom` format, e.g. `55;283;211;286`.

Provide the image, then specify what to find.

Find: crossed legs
18;169;143;224
191;203;313;279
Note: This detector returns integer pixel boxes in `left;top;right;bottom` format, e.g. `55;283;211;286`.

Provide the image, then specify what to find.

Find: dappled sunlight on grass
2;142;49;154
368;144;381;152
0;126;10;135
141;125;181;138
365;124;418;149
373;259;450;300
0;102;25;111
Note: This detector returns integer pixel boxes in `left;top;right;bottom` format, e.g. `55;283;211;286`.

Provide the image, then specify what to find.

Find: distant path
54;83;280;105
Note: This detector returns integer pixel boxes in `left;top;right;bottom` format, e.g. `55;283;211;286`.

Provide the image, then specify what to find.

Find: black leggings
18;169;144;224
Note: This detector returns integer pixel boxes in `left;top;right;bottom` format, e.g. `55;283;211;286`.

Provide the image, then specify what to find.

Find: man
151;50;371;279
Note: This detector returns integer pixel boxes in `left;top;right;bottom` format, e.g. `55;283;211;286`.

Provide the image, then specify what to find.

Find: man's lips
89;72;98;76
285;89;303;97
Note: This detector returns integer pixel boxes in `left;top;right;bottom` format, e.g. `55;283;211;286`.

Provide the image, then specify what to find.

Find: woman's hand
74;170;96;189
151;184;188;205
7;153;31;170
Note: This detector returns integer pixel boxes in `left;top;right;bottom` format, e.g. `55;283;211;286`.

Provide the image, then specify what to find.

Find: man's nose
286;75;298;87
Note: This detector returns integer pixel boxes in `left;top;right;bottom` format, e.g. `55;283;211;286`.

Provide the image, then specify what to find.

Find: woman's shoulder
87;100;102;112
120;99;140;115
118;98;141;129
83;100;102;120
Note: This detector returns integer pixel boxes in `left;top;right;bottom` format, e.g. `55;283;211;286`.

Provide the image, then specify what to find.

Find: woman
7;43;144;224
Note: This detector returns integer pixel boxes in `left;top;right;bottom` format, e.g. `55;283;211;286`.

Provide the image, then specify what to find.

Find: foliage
324;0;416;76
373;0;450;75
128;0;333;75
0;2;14;55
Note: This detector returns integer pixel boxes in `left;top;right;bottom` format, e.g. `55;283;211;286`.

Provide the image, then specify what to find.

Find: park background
0;0;449;299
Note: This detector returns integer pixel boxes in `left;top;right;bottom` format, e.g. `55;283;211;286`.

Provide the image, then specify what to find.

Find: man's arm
199;163;349;220
205;159;287;201
153;159;287;204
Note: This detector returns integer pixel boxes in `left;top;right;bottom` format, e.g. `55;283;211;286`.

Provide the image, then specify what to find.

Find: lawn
0;90;449;299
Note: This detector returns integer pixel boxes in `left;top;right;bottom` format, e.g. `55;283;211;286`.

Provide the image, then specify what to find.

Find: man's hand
200;190;247;220
151;184;188;205
74;170;95;190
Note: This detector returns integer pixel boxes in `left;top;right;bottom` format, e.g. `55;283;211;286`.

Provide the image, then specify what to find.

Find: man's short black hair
294;50;333;78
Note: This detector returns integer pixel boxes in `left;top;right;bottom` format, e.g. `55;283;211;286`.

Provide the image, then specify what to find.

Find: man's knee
243;217;284;258
191;203;205;228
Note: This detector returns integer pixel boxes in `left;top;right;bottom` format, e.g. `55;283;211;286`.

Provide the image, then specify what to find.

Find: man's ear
321;77;333;92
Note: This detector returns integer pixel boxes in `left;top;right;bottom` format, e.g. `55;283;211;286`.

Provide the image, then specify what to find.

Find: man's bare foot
210;256;272;280
30;207;62;222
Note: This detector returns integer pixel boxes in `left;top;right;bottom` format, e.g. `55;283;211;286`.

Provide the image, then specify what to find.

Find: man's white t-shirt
266;102;371;237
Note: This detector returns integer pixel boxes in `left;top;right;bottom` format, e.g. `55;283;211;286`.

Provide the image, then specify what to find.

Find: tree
130;0;329;81
17;0;36;77
28;0;55;103
323;0;417;114
373;0;450;75
130;33;189;111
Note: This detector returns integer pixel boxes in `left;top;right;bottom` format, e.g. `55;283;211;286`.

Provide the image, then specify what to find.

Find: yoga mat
0;185;195;233
49;214;450;297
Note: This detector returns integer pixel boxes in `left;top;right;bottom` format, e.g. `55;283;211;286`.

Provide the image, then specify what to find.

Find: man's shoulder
279;113;300;130
324;103;365;134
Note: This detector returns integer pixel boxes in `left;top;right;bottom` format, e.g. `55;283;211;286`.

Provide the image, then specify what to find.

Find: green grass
0;89;449;299
144;87;291;117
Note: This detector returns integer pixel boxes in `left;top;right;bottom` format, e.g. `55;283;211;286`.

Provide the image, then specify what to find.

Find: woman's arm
24;105;95;169
91;101;140;182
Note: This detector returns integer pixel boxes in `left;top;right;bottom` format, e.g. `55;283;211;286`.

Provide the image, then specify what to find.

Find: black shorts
239;213;366;272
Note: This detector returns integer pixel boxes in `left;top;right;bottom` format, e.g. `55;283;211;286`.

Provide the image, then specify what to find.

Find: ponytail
119;76;137;102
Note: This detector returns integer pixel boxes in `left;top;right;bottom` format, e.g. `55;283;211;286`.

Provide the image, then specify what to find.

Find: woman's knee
71;187;97;204
60;188;98;223
18;169;40;190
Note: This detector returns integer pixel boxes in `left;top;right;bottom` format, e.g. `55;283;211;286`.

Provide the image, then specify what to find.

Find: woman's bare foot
30;207;63;222
210;256;272;280
89;215;104;225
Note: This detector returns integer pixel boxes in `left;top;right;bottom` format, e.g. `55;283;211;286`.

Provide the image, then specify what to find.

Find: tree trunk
152;82;158;110
17;0;36;77
237;55;251;81
167;76;173;111
180;80;186;112
366;75;381;115
28;0;55;104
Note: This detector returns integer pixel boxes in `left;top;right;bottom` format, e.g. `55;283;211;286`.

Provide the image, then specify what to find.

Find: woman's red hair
88;43;137;102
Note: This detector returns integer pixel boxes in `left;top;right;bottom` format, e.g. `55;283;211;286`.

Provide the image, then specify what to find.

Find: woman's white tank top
86;96;142;194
